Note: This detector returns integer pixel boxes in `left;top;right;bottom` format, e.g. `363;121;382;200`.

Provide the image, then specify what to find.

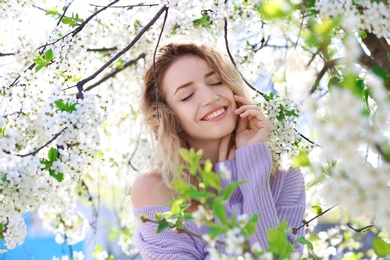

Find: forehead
161;55;213;92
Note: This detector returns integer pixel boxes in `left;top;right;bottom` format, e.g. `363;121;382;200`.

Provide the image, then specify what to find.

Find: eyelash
180;82;222;102
181;93;193;102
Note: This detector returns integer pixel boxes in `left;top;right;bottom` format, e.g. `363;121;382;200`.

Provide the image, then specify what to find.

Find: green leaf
69;102;78;112
245;214;259;237
0;222;5;240
373;237;390;256
48;147;58;162
292;151;311;167
49;170;64;182
171;198;186;214
44;49;53;62
371;67;388;84
173;179;190;194
40;159;50;169
358;30;367;39
0;120;7;137
285;110;299;117
275;113;285;121
201;170;221;192
46;7;59;16
387;53;390;61
222;181;246;201
311;205;323;215
213;198;227;225
33;58;46;65
96;151;104;159
296;236;313;250
305;0;315;7
156;221;171;234
54;100;67;111
34;65;44;73
207;227;226;237
266;219;294;258
61;17;74;25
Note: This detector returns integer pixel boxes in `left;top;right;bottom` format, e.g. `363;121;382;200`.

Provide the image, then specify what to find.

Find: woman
131;41;306;259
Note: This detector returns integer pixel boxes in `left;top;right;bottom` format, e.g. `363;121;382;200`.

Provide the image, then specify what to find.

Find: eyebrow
174;71;216;95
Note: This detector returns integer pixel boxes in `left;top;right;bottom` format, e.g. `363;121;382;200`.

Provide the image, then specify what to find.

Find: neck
187;138;222;166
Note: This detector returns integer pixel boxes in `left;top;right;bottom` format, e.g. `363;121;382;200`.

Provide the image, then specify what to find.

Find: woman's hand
234;95;271;148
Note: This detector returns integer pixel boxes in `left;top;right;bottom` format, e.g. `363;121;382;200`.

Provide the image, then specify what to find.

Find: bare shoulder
131;172;174;208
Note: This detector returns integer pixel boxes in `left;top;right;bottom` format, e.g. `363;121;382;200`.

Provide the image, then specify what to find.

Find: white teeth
204;108;225;120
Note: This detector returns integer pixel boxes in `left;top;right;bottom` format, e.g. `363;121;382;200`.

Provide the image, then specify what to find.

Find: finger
234;95;254;105
238;109;264;119
236;115;249;133
218;134;231;162
235;104;259;114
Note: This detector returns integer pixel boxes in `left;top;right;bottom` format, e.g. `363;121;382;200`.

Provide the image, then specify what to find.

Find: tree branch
17;127;67;157
362;32;390;73
84;53;145;91
74;4;169;97
86;47;118;52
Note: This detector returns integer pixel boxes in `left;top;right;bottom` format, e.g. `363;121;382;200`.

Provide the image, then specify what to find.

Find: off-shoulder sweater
133;142;306;259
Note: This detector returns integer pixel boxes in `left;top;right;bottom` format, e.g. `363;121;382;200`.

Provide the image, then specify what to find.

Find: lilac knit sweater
133;142;306;259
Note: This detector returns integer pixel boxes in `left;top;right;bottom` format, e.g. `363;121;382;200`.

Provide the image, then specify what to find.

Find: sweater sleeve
235;142;306;255
133;206;207;260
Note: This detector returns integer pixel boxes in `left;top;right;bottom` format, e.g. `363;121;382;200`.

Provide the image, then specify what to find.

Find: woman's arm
235;142;306;253
133;206;207;260
131;174;207;259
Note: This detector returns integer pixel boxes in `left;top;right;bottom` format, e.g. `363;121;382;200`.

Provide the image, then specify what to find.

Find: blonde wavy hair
141;41;277;194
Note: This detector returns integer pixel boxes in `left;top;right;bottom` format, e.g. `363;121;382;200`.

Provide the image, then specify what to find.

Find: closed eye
180;93;194;102
210;82;222;86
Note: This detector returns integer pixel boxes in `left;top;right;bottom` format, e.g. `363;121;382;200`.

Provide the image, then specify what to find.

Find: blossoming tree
0;0;389;259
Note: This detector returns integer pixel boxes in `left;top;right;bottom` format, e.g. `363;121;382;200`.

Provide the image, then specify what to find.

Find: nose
200;85;219;106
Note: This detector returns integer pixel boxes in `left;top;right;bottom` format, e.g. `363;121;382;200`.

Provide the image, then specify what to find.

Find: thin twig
223;17;265;97
36;0;121;52
152;4;169;93
90;3;159;9
17;127;67;157
128;124;143;172
74;5;168;96
294;13;305;50
142;217;227;246
297;130;320;147
0;52;17;57
57;2;72;26
375;143;390;163
293;204;339;234
347;223;375;233
309;58;341;94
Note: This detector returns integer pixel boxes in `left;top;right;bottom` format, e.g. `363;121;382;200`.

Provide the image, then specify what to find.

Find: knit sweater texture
133;142;306;259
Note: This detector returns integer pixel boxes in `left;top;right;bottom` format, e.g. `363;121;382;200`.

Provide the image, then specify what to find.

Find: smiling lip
202;106;228;121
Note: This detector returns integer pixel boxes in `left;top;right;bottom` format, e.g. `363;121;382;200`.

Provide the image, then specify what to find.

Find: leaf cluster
40;147;63;182
33;49;53;72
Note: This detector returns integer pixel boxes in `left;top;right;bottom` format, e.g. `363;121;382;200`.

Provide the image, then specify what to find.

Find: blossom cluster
316;0;390;38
